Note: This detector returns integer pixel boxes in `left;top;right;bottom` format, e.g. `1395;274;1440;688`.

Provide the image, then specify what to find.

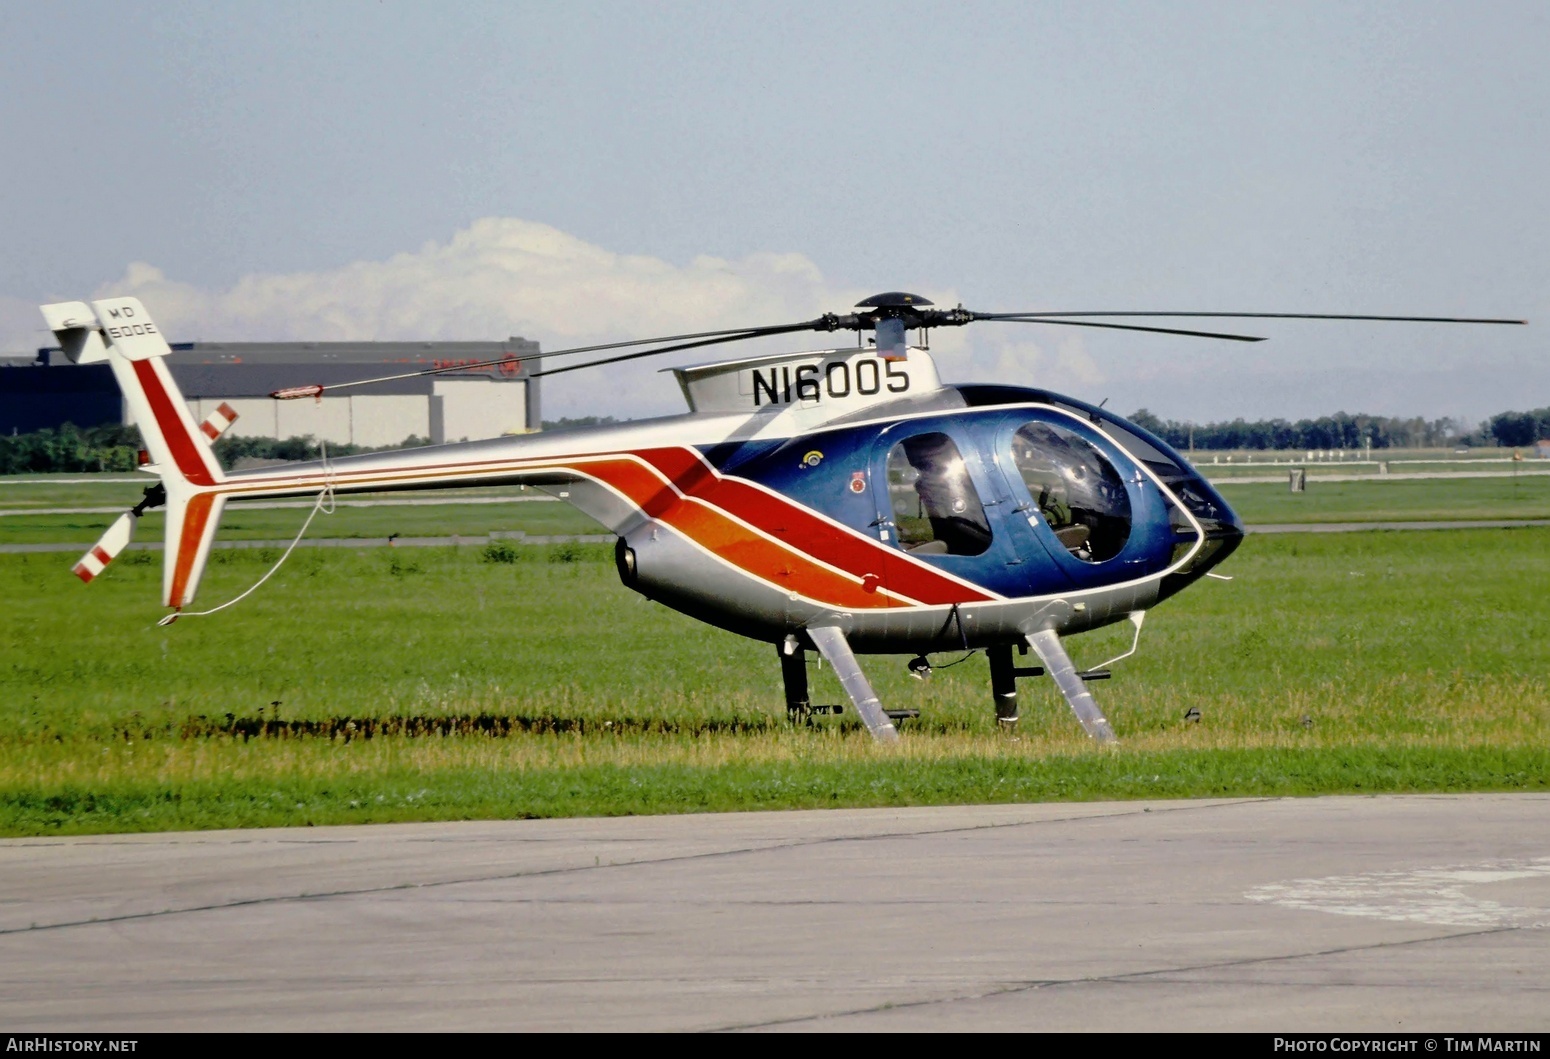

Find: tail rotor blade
73;512;136;584
199;402;240;441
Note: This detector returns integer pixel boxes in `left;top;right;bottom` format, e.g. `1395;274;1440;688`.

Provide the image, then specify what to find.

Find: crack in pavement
710;922;1532;1032
0;798;1266;936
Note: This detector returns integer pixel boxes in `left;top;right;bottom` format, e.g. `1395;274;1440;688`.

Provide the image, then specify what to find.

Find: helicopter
41;293;1524;743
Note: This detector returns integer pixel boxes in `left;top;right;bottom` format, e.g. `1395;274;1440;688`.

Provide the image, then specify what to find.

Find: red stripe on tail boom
131;359;217;486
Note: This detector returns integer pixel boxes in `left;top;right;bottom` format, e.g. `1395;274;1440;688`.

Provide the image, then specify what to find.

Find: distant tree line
0;424;431;475
1126;407;1550;451
210;433;430;468
0;423;144;474
1484;408;1550;447
3;406;1547;475
541;415;622;431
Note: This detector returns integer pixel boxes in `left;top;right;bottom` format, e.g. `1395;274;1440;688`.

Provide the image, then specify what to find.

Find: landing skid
1024;629;1118;743
803;626;900;742
775;628;1114;744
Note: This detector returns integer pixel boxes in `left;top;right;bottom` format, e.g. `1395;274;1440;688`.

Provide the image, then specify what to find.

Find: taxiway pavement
1;795;1546;1032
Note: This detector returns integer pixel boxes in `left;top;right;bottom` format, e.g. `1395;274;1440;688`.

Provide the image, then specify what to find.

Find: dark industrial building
1;338;541;444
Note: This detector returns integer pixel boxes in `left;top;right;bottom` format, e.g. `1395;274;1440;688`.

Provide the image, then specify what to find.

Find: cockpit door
993;409;1151;591
870;419;1033;600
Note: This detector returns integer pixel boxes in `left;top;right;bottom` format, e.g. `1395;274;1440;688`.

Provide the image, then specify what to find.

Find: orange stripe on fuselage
632;448;995;606
579;457;905;609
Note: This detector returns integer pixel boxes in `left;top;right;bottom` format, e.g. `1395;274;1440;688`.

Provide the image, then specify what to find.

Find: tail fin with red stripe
41;297;228;611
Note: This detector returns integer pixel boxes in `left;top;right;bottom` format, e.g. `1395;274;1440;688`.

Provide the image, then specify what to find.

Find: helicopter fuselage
609;389;1243;652
196;347;1242;655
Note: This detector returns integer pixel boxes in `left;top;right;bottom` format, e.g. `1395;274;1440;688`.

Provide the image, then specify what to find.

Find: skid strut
805;626;899;742
780;644;811;716
987;643;1044;727
779;642;841;720
1024;629;1118;743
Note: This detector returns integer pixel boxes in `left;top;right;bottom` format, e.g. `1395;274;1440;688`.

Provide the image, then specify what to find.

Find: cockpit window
1010;420;1131;562
885;432;992;556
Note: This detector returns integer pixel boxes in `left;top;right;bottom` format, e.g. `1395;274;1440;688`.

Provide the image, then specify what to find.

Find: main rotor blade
530;322;827;378
517;316;833;361
271;318;834;398
978;311;1527;325
981;317;1266;342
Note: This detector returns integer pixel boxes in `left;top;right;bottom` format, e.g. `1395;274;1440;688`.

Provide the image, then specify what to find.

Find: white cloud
933;333;1105;393
2;217;1110;417
83;218;885;417
96;218;841;343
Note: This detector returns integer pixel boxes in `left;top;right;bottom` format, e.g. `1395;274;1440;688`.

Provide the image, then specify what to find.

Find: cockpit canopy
880;414;1137;566
1008;419;1132;562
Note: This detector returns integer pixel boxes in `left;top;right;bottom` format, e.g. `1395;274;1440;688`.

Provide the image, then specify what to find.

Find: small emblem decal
848;471;866;494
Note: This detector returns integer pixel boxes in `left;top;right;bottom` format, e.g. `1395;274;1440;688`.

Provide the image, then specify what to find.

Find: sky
1;1;1545;426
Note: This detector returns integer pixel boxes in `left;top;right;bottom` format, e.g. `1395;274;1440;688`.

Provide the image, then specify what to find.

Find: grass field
2;524;1546;835
3;473;1549;548
0;492;608;545
1223;474;1550;524
1168;447;1537;474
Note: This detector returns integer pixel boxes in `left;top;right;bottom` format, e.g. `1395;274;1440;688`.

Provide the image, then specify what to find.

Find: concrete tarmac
1;795;1546;1032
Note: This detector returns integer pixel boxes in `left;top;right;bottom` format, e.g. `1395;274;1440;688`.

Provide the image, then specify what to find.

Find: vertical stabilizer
161;491;228;609
42;297;228;609
87;297;224;488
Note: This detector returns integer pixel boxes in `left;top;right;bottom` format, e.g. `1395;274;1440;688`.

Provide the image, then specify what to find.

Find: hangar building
1;338;541;444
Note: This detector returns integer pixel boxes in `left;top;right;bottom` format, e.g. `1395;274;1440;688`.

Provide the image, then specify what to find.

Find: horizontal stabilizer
89;297;173;360
39;301;110;364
